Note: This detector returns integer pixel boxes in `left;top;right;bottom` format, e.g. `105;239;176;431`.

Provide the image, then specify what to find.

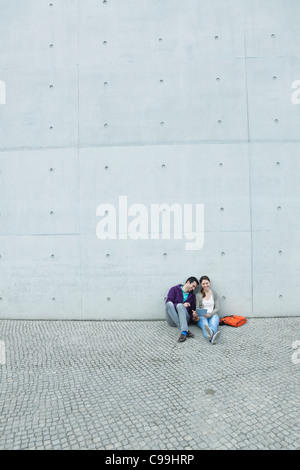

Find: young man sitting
165;277;199;342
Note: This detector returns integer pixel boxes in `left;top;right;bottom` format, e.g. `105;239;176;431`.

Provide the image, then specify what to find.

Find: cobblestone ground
0;318;299;450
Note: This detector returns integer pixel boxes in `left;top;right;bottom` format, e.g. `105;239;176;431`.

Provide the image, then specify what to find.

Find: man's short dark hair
185;276;199;285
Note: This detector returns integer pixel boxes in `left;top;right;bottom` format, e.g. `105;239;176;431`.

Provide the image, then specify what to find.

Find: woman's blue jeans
198;314;219;338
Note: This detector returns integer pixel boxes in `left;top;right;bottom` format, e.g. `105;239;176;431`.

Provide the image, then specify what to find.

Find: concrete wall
0;0;299;319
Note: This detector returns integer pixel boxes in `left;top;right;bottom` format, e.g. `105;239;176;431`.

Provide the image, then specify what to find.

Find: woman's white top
202;295;214;314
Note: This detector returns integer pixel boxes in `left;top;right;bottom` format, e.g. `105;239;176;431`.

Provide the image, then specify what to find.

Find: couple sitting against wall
165;276;220;344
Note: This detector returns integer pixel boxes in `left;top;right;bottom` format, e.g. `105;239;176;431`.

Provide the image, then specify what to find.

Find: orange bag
219;315;247;327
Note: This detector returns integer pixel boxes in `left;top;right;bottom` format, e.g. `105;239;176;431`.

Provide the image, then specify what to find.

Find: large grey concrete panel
0;67;78;150
0;0;78;70
245;0;300;58
79;144;251;234
0;149;79;235
0;235;81;319
79;0;246;65
252;230;300;316
250;143;300;232
246;57;300;141
0;0;300;319
79;59;248;146
250;142;300;316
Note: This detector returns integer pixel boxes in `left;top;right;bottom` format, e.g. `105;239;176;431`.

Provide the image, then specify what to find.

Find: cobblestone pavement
0;318;299;450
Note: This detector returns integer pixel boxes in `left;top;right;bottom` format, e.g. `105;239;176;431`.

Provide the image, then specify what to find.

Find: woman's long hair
200;275;210;298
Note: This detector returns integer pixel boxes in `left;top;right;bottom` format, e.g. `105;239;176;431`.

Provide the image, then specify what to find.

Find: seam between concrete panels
243;8;254;315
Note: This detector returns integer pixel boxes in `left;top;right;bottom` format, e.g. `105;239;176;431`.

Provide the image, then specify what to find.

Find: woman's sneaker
204;324;213;341
211;331;220;345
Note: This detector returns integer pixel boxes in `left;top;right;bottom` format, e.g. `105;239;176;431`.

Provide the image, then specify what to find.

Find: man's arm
165;286;178;306
185;293;196;319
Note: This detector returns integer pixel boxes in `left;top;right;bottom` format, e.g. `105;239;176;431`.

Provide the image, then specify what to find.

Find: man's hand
192;310;199;322
183;302;190;308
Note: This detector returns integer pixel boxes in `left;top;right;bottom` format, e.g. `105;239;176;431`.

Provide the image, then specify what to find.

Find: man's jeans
165;301;190;333
197;314;219;338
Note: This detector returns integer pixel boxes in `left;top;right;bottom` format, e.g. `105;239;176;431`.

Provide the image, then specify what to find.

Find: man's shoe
211;331;220;345
187;330;194;338
204;324;213;340
178;333;187;342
